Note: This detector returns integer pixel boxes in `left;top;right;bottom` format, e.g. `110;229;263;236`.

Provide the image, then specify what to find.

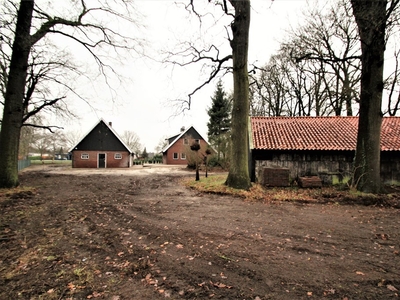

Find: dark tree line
250;0;362;117
250;0;400;120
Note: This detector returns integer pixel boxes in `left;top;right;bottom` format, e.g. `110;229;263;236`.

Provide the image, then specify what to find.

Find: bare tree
250;54;291;116
166;0;251;189
0;0;143;188
0;1;34;187
284;0;361;116
285;57;313;116
64;129;84;151
31;129;52;160
121;130;142;156
18;126;35;159
350;0;400;193
155;136;168;154
385;48;400;116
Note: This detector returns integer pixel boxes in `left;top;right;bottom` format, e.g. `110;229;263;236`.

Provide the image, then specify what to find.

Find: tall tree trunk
225;0;251;190
351;0;386;193
0;0;34;188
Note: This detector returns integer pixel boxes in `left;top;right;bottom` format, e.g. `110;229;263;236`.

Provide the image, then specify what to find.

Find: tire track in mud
3;170;399;299
77;173;400;299
64;174;269;298
73;174;290;298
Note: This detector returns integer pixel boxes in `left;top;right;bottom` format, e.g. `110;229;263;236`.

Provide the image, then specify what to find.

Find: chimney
109;122;112;127
180;126;185;132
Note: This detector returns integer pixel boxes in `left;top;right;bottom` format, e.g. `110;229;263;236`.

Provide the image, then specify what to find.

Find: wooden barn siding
253;150;400;185
72;150;131;168
381;152;400;184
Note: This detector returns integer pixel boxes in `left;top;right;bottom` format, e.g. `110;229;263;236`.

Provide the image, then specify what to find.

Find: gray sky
63;0;307;152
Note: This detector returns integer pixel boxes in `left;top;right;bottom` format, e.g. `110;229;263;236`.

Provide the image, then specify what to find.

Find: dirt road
0;164;399;299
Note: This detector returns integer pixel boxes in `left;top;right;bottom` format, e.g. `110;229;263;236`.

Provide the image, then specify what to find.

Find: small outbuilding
250;116;400;185
70;119;133;168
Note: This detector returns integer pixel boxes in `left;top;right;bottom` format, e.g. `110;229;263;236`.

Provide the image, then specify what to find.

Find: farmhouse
250;116;400;186
162;126;211;165
70;119;133;168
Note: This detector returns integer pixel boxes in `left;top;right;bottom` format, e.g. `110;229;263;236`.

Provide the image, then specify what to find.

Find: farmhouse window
173;153;178;159
114;153;122;159
183;138;189;145
195;139;200;144
181;153;186;159
81;153;89;159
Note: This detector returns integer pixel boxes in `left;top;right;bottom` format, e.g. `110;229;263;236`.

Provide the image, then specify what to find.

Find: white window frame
173;152;179;159
81;153;89;159
194;139;200;144
181;153;186;160
183;138;189;145
114;153;122;159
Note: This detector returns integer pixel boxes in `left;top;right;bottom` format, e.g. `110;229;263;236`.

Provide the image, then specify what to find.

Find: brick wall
72;150;131;168
164;138;209;165
164;139;190;165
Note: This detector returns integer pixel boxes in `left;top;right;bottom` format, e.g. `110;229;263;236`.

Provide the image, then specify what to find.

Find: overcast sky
63;0;308;153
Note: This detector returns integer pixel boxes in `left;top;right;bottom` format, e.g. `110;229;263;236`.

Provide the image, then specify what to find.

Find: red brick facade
72;150;131;168
162;137;208;165
69;119;133;168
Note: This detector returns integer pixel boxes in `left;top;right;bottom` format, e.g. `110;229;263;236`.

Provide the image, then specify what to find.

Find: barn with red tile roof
250;116;400;185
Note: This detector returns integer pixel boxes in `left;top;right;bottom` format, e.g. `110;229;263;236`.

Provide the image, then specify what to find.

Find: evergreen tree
142;147;148;159
207;80;231;161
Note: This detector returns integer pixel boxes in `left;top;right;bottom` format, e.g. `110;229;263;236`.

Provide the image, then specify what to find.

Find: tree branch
22;96;66;123
21;123;64;133
292;51;361;64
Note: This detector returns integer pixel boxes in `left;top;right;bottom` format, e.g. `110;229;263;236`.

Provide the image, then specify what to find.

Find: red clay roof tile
250;116;400;151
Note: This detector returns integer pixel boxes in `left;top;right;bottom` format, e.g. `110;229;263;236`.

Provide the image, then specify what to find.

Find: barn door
98;153;106;168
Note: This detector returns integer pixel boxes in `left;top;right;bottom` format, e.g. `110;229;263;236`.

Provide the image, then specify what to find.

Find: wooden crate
258;167;289;187
298;176;322;188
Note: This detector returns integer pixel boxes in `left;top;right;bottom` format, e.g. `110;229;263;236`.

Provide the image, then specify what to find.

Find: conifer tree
207;80;231;161
142;147;148;159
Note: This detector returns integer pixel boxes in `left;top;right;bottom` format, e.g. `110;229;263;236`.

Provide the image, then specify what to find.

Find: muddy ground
0;164;399;300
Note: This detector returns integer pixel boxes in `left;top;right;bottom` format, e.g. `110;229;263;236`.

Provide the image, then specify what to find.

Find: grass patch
184;175;246;196
183;175;315;202
0;186;36;199
30;160;71;165
183;174;397;205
